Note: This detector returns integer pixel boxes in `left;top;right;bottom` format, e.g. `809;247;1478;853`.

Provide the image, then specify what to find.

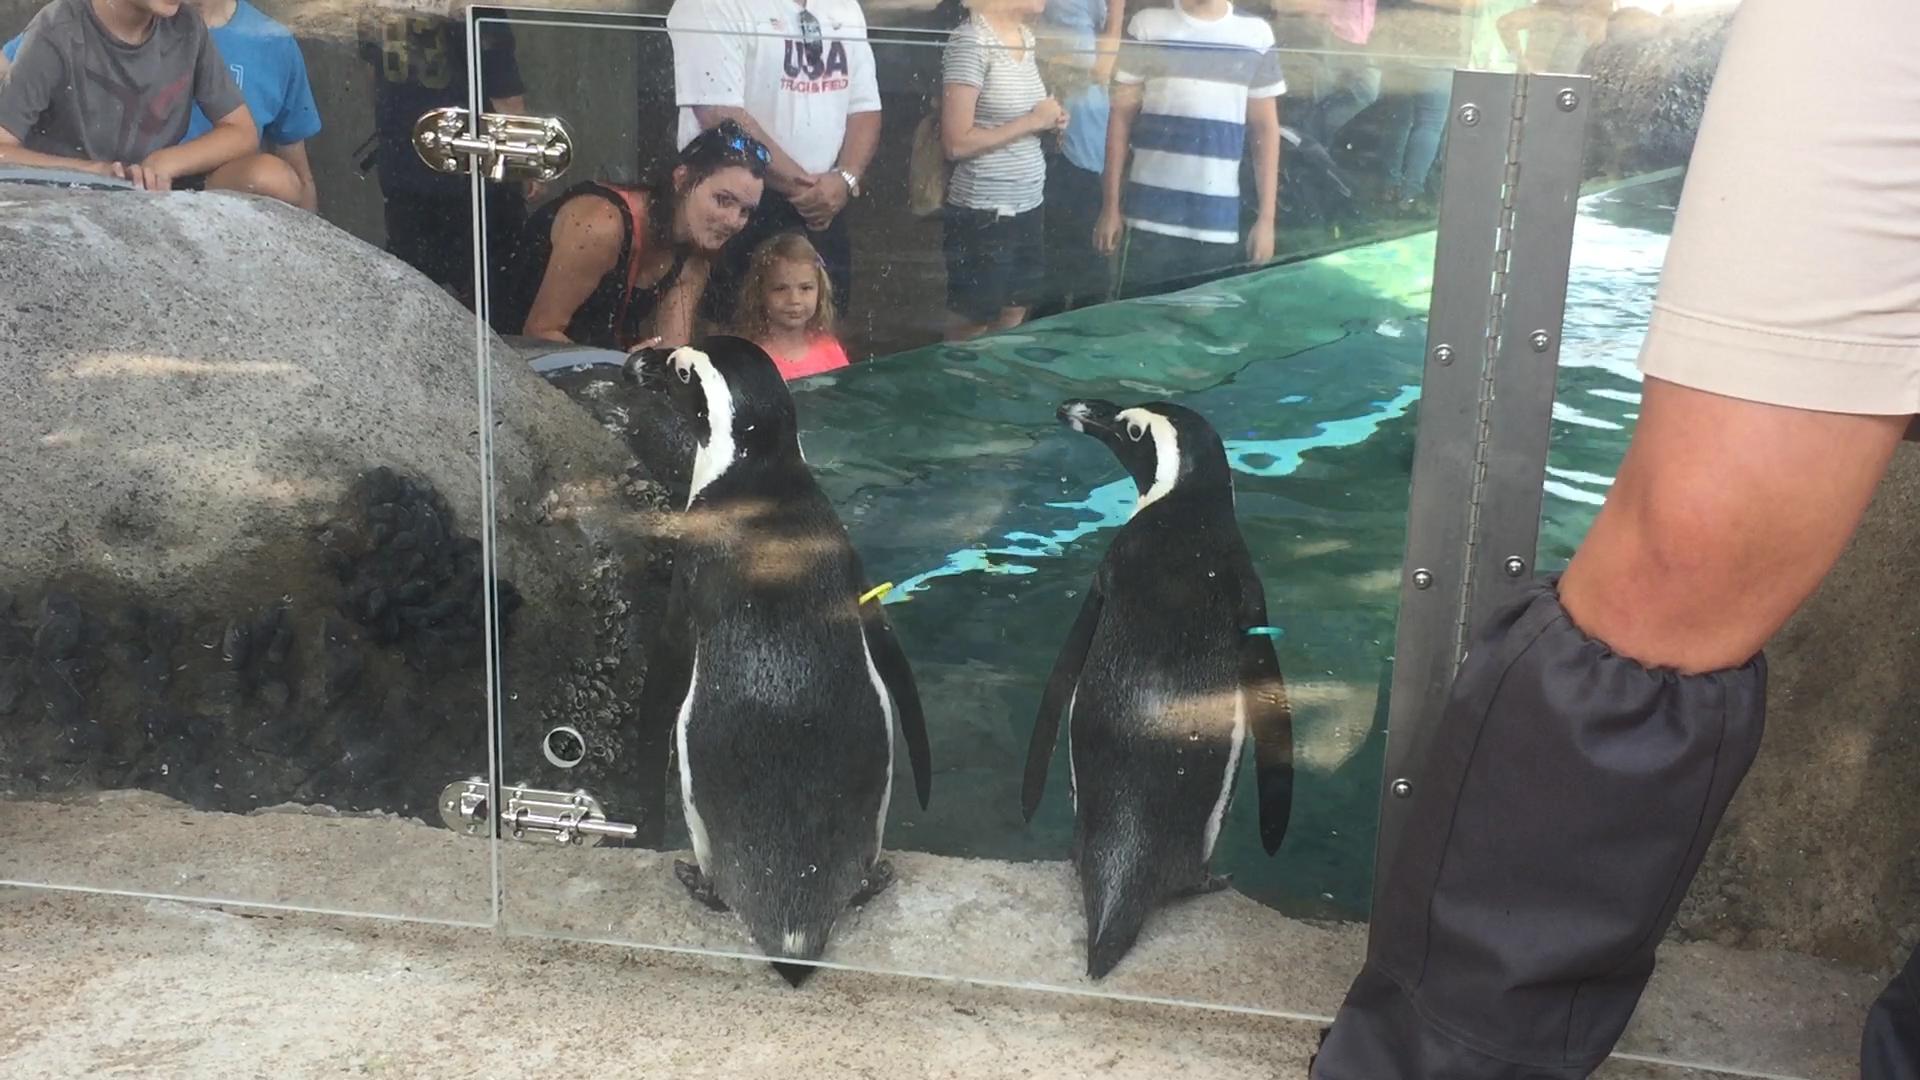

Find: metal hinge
410;107;573;183
438;779;637;846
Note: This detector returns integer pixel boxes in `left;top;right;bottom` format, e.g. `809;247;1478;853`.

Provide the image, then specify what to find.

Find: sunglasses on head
797;7;823;48
688;121;773;171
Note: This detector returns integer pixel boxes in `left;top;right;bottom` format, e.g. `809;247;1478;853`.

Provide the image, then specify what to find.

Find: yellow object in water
859;582;894;606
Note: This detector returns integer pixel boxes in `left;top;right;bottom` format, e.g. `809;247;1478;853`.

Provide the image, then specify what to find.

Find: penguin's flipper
1240;596;1295;857
1025;574;1105;822
634;570;697;848
859;598;932;810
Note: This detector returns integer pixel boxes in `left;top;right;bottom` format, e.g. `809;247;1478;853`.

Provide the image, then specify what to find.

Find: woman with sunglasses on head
495;119;771;351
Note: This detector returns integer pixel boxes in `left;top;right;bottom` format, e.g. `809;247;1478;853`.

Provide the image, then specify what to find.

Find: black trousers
1312;579;1768;1078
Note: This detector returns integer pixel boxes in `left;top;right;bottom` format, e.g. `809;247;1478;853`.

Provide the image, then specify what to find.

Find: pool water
663;173;1678;922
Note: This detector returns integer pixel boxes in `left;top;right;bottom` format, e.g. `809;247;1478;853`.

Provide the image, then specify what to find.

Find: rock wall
1583;7;1737;180
1675;443;1920;971
0;182;674;836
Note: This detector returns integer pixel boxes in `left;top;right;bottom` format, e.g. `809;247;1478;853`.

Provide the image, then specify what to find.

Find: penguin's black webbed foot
674;859;729;912
849;859;896;907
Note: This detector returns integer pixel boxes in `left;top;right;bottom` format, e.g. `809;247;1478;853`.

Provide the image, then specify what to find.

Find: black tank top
495;181;689;350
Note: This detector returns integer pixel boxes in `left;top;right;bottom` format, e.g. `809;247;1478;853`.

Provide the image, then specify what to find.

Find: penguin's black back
677;455;892;956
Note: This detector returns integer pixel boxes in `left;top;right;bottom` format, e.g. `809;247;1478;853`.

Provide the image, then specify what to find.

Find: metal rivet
1432;344;1454;366
1557;89;1579;112
1411;569;1434;590
1504;556;1527;578
1457;103;1480;126
1391;779;1413;798
1530;330;1551;353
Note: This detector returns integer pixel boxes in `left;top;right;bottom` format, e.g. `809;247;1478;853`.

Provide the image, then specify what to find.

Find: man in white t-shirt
667;0;882;324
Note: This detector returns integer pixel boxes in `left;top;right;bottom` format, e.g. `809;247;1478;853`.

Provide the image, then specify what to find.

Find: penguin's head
1058;399;1231;511
627;337;800;498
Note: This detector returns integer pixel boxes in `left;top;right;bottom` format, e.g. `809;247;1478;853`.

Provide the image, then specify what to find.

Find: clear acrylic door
471;0;1461;1021
0;0;497;922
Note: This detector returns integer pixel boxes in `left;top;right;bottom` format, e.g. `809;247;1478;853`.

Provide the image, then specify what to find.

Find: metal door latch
438;779;637;846
410;107;573;183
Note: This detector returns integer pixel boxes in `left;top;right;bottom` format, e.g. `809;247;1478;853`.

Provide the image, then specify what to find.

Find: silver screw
1504;556;1527;578
1391;779;1413;798
1558;89;1579;112
1530;330;1551;352
1432;344;1455;366
1411;569;1434;590
1458;103;1481;126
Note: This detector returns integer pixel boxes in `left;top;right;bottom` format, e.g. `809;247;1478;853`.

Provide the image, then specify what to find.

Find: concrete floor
0;792;1881;1079
0;888;1763;1080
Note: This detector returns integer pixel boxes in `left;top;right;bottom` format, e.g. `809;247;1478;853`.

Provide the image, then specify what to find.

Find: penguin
1024;398;1294;980
625;337;932;987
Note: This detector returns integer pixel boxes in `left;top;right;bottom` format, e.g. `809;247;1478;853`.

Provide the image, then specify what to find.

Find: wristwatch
836;168;861;198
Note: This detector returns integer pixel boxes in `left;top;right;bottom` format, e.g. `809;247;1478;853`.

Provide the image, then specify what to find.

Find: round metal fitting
1391;779;1413;799
1504;556;1527;578
1458;103;1481;126
1530;330;1551;353
1411;569;1434;590
1432;344;1455;366
1557;89;1579;112
542;725;587;769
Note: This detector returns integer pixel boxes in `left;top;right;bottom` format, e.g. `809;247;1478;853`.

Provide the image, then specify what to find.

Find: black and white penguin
1024;399;1294;980
626;337;932;986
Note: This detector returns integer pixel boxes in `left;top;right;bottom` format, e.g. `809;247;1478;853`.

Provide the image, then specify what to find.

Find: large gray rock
1584;7;1738;180
1674;443;1920;970
0;181;672;831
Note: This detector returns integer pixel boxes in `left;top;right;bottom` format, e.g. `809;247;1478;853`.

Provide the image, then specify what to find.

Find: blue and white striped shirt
1115;4;1285;244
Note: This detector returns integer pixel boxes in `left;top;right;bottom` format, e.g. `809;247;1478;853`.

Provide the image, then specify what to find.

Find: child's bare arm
0;126;123;177
138;104;260;189
1246;94;1281;263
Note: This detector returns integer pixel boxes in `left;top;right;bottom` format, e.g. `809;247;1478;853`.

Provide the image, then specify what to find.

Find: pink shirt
1327;0;1375;45
765;334;851;380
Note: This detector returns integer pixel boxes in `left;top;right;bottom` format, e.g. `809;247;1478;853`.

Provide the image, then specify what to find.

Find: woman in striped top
939;0;1068;341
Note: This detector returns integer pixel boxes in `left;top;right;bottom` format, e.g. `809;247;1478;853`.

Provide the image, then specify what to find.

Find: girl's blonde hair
732;232;838;341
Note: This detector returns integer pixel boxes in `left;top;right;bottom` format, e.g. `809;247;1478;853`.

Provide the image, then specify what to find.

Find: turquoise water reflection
660;174;1677;921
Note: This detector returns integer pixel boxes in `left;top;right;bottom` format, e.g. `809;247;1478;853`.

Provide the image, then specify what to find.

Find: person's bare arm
1093;81;1142;254
690;104;815;196
139;103;259;190
521;197;624;342
942;83;1056;161
651;255;712;348
1246;95;1281;263
270;140;319;211
794;108;881;229
0;126;125;176
1091;0;1127;85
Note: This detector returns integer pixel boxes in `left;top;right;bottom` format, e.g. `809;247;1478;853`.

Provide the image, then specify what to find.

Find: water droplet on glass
1188;732;1200;742
1321;892;1335;902
1175;767;1186;776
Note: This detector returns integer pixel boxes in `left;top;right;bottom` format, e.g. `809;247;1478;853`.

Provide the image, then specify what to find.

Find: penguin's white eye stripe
1126;422;1145;442
677;364;692;383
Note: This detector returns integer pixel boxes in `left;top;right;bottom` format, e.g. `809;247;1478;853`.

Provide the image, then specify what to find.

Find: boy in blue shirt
2;0;319;208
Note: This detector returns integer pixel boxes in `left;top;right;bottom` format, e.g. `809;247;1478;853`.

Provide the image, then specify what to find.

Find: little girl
731;233;852;380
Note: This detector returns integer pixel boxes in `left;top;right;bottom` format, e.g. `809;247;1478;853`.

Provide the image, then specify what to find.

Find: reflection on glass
481;7;1440;1014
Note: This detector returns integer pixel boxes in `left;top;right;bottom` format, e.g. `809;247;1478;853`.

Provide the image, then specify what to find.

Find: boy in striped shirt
1094;0;1285;296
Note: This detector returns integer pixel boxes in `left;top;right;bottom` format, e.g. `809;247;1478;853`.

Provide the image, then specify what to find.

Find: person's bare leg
1560;376;1906;673
1311;378;1908;1080
205;153;303;208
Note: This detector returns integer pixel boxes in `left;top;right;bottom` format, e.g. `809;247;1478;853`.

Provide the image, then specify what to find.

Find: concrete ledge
0;792;1879;1079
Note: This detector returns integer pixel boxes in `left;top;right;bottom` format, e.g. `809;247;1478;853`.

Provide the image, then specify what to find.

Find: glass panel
1534;3;1885;1076
0;0;494;921
476;0;1447;1022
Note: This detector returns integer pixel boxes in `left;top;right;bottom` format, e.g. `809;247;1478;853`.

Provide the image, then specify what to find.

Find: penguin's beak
1058;399;1120;436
